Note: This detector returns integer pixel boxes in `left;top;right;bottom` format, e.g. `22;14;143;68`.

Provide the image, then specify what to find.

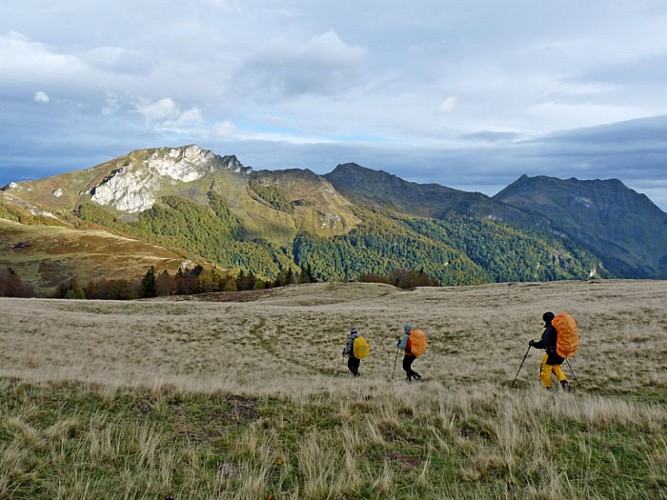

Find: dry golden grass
1;279;666;498
1;279;665;397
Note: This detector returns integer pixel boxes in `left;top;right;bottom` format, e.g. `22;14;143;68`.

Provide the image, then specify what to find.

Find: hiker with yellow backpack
397;324;427;382
528;311;578;392
343;326;369;377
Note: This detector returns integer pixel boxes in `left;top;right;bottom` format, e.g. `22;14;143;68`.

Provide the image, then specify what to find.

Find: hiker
343;326;362;377
398;324;422;382
529;312;570;392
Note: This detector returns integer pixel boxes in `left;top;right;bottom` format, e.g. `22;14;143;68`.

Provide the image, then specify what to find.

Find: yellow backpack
553;313;579;359
353;336;370;359
408;329;427;357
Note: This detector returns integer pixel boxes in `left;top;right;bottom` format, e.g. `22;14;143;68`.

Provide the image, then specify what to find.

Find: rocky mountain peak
145;145;214;182
89;145;249;213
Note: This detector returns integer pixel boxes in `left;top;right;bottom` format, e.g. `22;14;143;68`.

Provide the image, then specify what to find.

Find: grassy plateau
0;280;666;498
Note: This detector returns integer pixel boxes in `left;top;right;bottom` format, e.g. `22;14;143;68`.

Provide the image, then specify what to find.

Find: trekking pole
391;346;400;379
511;345;532;389
565;358;579;383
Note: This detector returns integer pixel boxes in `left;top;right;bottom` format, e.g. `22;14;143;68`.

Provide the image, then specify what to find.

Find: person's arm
343;336;353;355
530;327;552;349
398;333;409;349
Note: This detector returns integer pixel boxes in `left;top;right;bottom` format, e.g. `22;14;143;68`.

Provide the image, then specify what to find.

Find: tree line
0;268;35;298
0;264;440;301
53;264;320;300
359;268;440;289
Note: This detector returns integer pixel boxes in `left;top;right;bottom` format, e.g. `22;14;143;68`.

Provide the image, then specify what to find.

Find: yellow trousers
540;354;566;388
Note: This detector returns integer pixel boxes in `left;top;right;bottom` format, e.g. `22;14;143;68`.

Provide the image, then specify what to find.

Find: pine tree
141;266;157;298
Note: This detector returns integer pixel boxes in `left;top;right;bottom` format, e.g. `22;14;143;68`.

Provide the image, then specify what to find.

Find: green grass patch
1;378;665;498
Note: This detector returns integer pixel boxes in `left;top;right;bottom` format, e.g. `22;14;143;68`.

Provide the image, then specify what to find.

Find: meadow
1;279;666;498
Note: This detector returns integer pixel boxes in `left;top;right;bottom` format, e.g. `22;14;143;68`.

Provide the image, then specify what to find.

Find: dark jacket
532;321;564;365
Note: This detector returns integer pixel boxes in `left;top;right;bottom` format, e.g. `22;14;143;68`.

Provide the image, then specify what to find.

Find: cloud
571;52;667;92
0;32;88;86
233;30;367;100
204;113;667;211
174;107;203;126
2;2;667;211
438;96;458;113
212;121;236;137
459;131;521;142
134;97;202;127
79;46;152;76
135;98;180;122
102;94;122;115
33;91;50;103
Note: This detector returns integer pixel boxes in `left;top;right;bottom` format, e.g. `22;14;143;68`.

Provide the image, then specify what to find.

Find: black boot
561;380;570;392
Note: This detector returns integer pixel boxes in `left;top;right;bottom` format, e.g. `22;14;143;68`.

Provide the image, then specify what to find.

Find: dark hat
351;326;358;334
542;312;555;323
404;324;411;334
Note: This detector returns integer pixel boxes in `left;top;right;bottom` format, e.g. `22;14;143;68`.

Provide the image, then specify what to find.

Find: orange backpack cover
553;312;579;359
408;329;427;357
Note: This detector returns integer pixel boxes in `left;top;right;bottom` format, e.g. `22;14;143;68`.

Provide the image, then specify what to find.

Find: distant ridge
494;174;667;278
324;162;554;227
2;144;666;293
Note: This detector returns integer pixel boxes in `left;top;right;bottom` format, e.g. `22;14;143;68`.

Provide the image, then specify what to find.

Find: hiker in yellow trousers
529;312;570;392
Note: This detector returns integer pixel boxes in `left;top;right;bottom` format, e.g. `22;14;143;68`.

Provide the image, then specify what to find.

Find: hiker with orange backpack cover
397;324;426;382
529;312;571;392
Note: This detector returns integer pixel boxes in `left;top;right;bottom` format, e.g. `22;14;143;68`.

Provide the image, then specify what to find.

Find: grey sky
2;0;667;210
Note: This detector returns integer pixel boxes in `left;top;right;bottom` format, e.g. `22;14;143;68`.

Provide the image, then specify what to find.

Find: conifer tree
141;266;157;298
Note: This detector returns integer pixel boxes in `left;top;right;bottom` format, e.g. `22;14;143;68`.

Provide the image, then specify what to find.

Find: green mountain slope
494;175;667;278
324;162;552;228
9;145;663;293
0;216;184;295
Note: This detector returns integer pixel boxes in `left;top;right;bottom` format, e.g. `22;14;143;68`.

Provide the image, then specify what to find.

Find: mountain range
2;144;666;294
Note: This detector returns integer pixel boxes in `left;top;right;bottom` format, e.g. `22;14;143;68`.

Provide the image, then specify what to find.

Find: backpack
353;336;370;359
408;329;427;357
553;312;579;359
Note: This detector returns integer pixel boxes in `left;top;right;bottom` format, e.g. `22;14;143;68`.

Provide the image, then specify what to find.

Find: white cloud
174;107;203;125
212;121;236;137
0;31;87;83
2;1;667;210
33;91;50;103
438;96;458;113
135;97;180;123
233;30;367;100
133;98;203;129
528;100;643;130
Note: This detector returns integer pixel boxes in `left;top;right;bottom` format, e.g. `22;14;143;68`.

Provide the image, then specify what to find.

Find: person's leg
411;362;421;380
552;363;566;382
352;357;360;376
546;352;569;391
552;363;570;391
348;356;360;376
540;354;553;388
403;355;415;380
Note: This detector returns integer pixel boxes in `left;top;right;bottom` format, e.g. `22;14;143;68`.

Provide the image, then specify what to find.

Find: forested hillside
6;144;666;295
74;191;603;286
